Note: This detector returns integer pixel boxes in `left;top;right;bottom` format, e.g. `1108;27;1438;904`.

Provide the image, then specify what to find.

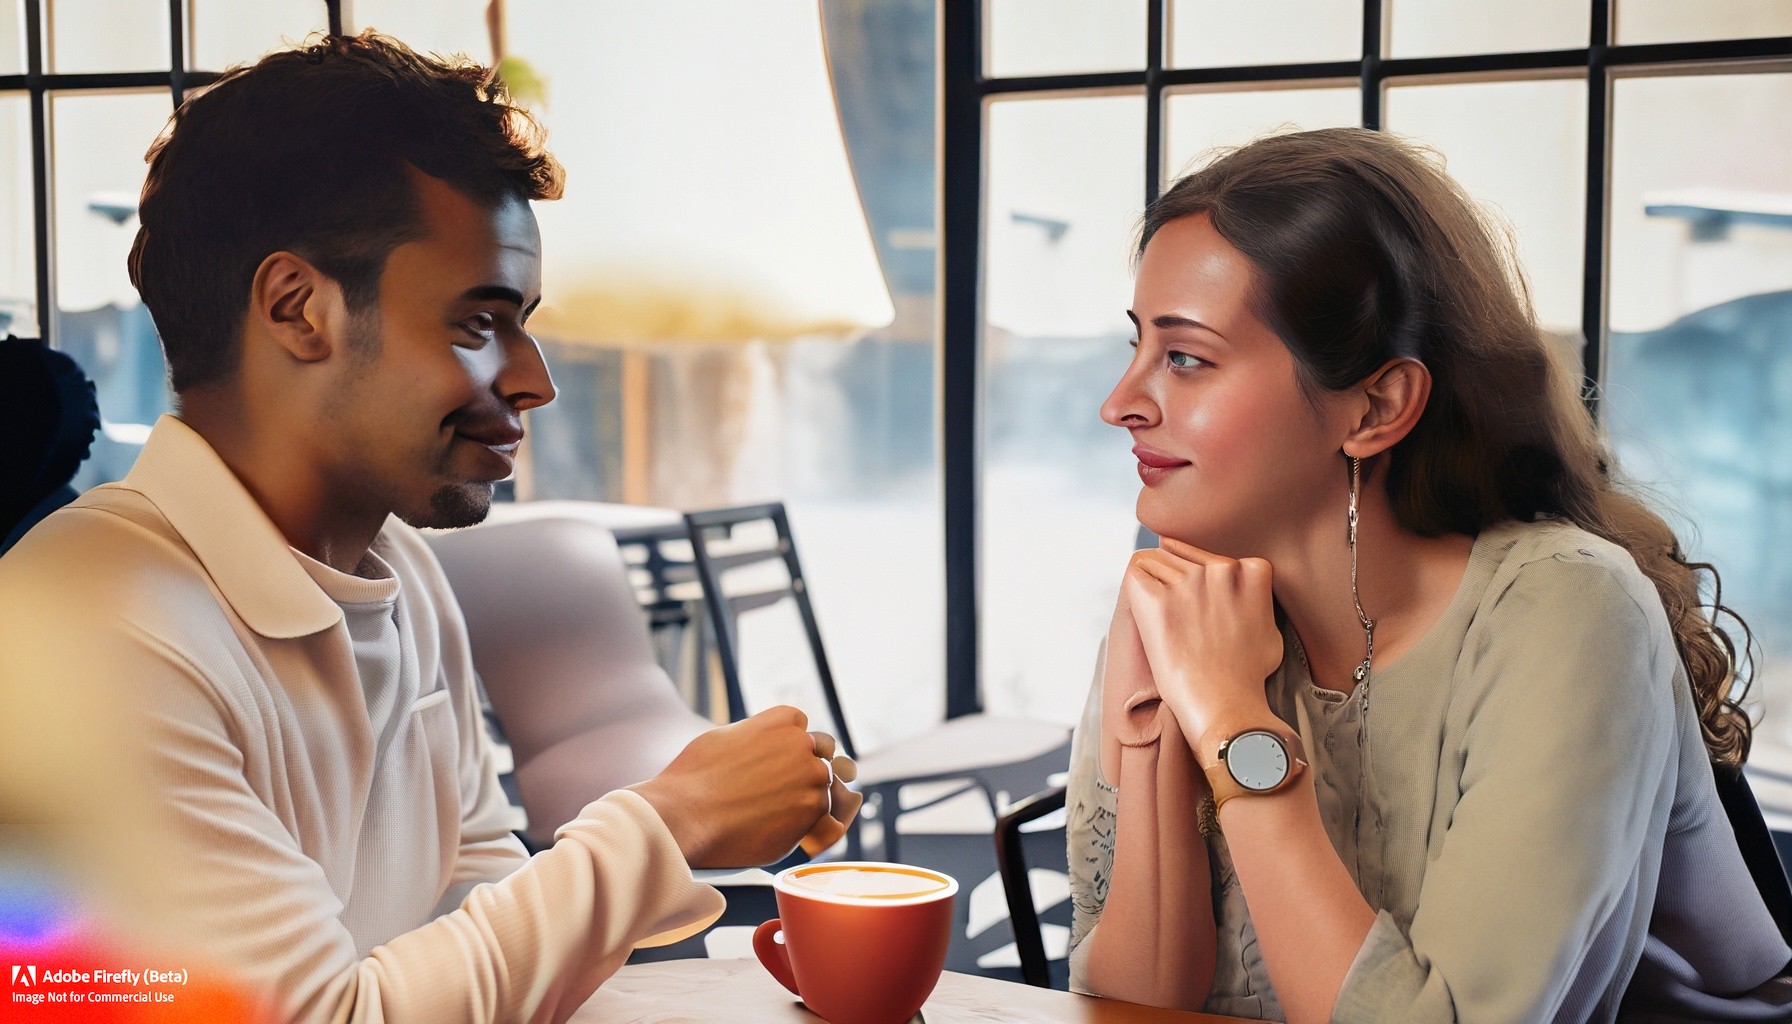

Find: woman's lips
1132;444;1190;485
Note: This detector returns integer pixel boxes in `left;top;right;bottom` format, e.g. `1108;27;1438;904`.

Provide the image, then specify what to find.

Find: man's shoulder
3;484;197;587
0;484;228;637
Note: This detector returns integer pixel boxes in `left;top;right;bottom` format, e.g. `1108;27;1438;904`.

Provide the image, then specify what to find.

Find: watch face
1225;731;1290;791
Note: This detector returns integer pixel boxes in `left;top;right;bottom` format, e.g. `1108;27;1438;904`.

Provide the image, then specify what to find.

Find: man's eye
1168;350;1202;368
462;313;497;337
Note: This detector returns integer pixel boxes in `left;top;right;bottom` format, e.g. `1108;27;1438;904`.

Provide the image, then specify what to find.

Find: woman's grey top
1066;518;1792;1022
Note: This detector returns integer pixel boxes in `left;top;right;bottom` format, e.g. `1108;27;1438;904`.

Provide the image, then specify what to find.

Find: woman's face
1101;212;1354;556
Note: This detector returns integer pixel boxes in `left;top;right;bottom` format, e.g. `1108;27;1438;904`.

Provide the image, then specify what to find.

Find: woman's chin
1135;498;1249;556
1135;503;1210;550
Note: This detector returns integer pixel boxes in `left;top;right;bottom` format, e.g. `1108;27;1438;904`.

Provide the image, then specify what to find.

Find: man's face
318;173;554;530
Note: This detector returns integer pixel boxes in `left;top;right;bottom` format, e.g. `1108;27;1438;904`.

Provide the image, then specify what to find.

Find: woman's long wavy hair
1142;127;1753;771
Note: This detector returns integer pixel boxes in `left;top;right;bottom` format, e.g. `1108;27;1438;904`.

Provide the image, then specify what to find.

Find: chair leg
871;787;900;862
845;812;864;861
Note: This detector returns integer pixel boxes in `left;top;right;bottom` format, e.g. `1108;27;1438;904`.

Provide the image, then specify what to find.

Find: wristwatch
1201;726;1307;815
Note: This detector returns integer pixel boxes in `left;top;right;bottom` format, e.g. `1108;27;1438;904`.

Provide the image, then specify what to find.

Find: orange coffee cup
752;861;957;1024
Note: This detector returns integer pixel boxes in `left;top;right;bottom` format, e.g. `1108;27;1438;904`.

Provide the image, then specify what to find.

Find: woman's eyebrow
1151;313;1220;334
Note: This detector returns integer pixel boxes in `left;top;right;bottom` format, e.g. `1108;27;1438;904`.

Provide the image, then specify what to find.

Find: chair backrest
994;784;1068;988
1716;768;1792;946
425;515;712;841
683;502;858;760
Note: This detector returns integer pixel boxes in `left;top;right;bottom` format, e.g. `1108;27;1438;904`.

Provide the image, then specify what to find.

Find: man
0;34;857;1022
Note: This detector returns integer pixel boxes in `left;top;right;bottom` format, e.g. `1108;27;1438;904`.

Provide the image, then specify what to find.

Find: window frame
2;0;344;346
940;0;1792;718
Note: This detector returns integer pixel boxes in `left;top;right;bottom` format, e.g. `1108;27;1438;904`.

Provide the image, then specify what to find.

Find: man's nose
499;333;556;412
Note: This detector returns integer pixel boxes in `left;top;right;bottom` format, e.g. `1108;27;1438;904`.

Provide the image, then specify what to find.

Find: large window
7;0;947;753
941;2;1792;813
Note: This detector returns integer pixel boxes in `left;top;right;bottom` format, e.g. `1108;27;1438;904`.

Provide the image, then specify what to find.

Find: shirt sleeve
158;647;722;1024
1331;551;1677;1024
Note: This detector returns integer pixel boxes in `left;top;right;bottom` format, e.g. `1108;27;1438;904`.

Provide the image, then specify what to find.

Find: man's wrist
628;780;708;865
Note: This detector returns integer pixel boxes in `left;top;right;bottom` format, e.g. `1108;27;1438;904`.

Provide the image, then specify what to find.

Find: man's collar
122;415;342;639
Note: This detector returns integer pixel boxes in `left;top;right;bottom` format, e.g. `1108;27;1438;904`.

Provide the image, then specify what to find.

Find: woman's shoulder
1460;517;1678;690
1475;517;1664;629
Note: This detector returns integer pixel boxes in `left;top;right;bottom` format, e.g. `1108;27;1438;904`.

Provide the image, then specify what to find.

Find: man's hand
798;731;863;857
629;707;862;868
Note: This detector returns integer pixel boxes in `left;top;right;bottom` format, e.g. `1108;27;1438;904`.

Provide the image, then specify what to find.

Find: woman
1066;127;1792;1023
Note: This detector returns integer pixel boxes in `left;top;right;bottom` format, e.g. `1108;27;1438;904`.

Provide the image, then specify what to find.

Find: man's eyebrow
461;285;527;306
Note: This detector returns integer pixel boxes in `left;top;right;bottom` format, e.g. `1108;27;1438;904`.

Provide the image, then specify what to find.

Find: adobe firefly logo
11;964;37;986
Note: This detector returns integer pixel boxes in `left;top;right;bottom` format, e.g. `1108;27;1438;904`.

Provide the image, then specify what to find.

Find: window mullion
1362;0;1385;128
25;0;51;345
1582;0;1612;411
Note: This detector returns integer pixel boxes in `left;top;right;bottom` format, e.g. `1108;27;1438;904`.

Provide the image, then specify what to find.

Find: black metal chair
610;519;717;718
683;502;1072;861
1719;769;1792;947
994;784;1069;988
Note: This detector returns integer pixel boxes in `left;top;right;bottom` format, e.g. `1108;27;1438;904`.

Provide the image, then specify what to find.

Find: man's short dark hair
128;33;564;393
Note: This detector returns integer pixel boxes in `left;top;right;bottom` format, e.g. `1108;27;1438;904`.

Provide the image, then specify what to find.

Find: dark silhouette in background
0;337;100;554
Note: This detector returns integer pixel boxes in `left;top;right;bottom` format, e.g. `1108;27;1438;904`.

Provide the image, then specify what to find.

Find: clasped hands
1101;537;1285;781
631;706;865;869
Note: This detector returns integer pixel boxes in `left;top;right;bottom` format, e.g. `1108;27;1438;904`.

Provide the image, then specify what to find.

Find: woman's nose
1101;352;1157;428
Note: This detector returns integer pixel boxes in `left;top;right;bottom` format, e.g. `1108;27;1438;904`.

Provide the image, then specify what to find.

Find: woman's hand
1122;538;1284;759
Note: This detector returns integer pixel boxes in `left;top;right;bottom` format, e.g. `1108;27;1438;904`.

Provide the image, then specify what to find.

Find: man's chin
402;482;495;530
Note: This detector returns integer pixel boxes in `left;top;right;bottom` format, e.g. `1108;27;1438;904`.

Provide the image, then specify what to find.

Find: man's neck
176;399;386;575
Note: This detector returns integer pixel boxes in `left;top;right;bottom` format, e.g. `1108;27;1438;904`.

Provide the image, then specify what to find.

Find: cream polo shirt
0;415;724;1023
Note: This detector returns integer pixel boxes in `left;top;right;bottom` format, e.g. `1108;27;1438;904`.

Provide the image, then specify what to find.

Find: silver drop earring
1348;455;1377;711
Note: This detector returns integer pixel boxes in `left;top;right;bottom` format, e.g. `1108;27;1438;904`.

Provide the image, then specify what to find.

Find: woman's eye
1167;350;1202;368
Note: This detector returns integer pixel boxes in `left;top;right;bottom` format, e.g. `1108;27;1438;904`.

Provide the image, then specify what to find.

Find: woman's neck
1264;473;1475;694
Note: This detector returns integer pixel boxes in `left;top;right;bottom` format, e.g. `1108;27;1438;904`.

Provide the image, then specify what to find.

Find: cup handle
753;918;801;996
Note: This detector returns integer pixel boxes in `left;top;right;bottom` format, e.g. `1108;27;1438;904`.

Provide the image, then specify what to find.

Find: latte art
786;865;950;900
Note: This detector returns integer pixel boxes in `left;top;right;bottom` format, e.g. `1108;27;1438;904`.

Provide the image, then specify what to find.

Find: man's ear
248;251;345;365
1342;357;1431;460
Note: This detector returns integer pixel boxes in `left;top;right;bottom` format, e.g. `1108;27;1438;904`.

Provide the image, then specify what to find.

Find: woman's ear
1342;357;1431;460
248;251;345;365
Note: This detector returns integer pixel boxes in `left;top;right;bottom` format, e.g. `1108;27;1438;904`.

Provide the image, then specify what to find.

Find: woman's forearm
1216;777;1375;1024
1083;713;1216;1010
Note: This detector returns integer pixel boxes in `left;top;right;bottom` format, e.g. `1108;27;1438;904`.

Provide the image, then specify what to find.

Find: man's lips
454;422;525;480
455;422;524;452
1132;444;1191;470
